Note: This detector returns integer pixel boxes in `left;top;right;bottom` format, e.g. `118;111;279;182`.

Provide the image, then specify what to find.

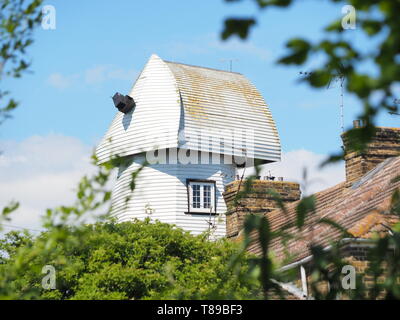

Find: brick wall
223;180;301;238
285;243;399;300
342;127;400;186
340;243;397;299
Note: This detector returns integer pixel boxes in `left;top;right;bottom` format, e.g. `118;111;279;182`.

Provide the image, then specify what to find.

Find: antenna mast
300;69;346;135
220;58;238;72
339;74;345;132
327;69;346;133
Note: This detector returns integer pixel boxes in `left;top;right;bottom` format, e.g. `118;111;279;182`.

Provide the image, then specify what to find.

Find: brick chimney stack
342;122;400;186
223;180;301;239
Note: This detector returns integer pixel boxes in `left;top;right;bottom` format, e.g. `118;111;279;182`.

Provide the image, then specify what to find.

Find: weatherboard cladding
96;54;280;237
111;153;234;238
95;55;181;164
95;54;281;164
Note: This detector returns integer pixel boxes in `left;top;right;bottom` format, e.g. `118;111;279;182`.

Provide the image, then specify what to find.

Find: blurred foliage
221;0;400;157
0;0;43;124
220;0;400;300
0;219;262;299
1;0;400;300
231;177;400;300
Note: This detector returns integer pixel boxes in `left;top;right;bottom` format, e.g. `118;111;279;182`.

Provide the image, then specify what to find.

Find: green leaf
318;217;351;237
221;18;256;40
308;70;331;88
361;20;382;36
244;214;259;237
324;19;343;33
391;176;400;184
278;38;311;65
2;201;19;216
347;73;376;98
296;195;315;229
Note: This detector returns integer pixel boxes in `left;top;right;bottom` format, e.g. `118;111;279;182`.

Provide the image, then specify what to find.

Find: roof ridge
351;156;398;190
164;60;243;75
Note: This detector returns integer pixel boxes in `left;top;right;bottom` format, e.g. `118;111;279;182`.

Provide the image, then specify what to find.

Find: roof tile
248;156;400;264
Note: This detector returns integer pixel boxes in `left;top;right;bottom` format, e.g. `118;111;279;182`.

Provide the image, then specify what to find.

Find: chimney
223;180;301;239
342;121;400;186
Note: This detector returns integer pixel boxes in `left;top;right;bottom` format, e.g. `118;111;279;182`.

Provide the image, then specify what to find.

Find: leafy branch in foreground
0;154;114;298
222;0;400;158
220;0;400;300
229;168;400;299
0;0;43;124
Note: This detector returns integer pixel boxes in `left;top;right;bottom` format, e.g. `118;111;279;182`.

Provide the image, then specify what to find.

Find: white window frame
187;180;216;214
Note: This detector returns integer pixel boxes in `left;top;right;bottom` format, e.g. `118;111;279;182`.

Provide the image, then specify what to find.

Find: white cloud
0;134;98;232
47;65;137;89
84;65;137;84
241;149;345;195
84;65;108;84
47;72;79;89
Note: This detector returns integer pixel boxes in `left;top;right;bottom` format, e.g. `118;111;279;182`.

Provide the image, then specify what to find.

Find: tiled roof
247;156;400;264
347;213;399;239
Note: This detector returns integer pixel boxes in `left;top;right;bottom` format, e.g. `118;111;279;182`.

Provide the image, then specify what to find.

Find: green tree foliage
0;219;261;300
0;156;114;299
0;0;43;124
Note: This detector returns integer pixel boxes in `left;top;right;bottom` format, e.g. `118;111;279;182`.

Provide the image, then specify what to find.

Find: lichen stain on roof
348;212;399;239
165;60;277;134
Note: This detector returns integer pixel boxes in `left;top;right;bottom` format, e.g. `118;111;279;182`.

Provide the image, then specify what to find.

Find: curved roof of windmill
96;54;280;164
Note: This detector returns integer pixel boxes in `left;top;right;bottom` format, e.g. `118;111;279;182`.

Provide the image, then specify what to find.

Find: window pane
203;185;211;209
192;184;201;208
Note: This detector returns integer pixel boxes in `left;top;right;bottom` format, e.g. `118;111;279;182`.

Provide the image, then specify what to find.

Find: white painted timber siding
111;152;235;238
96;54;181;164
96;53;281;237
96;54;281;164
174;158;235;238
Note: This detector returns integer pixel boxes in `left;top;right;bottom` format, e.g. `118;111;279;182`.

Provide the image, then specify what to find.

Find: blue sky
3;0;398;153
1;0;399;231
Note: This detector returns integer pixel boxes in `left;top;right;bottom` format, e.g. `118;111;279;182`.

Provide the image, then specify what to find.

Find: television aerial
326;67;346;133
220;58;239;72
